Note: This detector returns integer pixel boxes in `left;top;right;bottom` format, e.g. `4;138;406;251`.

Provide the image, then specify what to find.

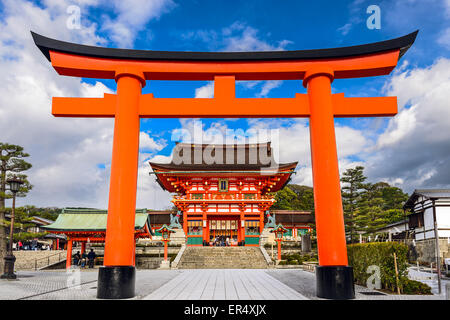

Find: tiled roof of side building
43;209;150;232
403;189;450;210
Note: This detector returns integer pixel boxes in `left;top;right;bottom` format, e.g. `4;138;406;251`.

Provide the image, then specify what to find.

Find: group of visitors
73;249;97;268
211;236;231;246
12;240;51;251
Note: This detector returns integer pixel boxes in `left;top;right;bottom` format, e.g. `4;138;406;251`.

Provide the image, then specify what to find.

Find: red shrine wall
173;177;274;246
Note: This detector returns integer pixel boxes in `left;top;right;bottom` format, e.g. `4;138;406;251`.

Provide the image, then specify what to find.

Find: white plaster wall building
403;189;450;263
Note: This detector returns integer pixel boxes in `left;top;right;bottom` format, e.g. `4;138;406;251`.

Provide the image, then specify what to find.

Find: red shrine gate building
150;142;298;246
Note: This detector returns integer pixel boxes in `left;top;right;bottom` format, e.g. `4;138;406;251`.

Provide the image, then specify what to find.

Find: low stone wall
13;250;68;270
136;256;165;269
414;238;450;264
135;246;181;255
13;245;183;270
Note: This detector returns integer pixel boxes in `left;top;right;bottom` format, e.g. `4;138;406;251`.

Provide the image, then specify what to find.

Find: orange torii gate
32;30;417;299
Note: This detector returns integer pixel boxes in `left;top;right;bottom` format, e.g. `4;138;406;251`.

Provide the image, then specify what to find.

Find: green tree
0;143;33;273
271;186;298;210
271;184;315;212
355;182;388;236
380;185;409;211
340;166;366;244
2;206;47;242
22;206;61;222
286;184;315;212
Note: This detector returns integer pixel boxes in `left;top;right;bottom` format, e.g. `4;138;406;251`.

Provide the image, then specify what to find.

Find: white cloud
221;22;292;52
139;132;166;151
445;0;450;18
437;27;450;50
256;80;283;98
195;82;214;98
337;23;352;36
177;118;368;189
365;57;450;191
101;0;176;47
0;0;170;209
191;22;293;98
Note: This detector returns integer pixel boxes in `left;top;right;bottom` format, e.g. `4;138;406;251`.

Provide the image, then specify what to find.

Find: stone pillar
301;234;312;253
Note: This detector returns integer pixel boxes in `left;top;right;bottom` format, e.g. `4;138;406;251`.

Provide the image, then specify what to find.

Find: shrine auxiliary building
150;142;297;246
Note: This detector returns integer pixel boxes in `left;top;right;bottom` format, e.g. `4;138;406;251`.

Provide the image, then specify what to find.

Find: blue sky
1;0;450;209
83;0;448;161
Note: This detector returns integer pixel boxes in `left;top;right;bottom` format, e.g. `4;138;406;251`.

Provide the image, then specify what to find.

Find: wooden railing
33;250;68;270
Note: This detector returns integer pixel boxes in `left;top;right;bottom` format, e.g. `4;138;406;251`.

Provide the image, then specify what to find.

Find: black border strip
31;30;418;63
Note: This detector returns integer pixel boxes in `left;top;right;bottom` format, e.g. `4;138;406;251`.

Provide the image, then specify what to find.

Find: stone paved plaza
0;268;447;300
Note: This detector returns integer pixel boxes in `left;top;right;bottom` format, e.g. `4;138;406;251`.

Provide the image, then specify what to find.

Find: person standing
87;249;96;268
73;251;81;266
81;251;87;268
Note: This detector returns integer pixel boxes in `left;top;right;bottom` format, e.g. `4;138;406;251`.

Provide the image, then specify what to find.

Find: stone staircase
177;247;269;269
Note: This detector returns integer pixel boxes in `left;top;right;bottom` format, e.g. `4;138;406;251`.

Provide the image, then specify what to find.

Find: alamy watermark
366;265;381;290
66;5;81;30
170;121;280;174
366;5;381;30
66;266;81;290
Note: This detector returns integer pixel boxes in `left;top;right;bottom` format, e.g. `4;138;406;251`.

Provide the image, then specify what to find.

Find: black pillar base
97;266;135;299
316;266;355;299
1;255;17;280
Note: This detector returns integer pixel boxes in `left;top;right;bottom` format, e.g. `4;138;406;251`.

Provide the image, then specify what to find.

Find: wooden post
305;67;354;299
164;240;168;261
277;240;282;261
432;200;442;294
271;241;274;260
98;72;144;299
66;239;72;269
305;68;348;267
183;210;188;236
393;252;401;294
103;73;142;267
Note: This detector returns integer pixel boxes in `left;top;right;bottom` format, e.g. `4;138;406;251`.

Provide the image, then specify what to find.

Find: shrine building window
218;179;228;192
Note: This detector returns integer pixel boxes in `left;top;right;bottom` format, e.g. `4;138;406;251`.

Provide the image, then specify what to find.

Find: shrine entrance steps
177;247;269;269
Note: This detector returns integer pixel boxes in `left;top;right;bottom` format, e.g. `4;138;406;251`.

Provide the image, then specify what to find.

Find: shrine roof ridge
174;142;272;148
31;30;418;62
148;162;298;171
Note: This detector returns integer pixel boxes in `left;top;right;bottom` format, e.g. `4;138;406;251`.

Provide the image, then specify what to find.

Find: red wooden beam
52;93;396;118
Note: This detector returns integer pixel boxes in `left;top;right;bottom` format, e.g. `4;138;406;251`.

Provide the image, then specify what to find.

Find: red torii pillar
31;30;417;299
66;239;72;269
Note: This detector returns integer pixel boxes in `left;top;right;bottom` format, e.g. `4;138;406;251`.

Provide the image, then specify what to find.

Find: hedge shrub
347;242;430;294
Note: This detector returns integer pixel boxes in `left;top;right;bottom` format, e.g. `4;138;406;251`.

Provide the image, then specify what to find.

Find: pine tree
355;182;388;237
340;166;366;244
0;143;33;273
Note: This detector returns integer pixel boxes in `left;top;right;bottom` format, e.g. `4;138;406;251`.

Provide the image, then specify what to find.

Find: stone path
0;268;447;300
0;270;99;300
144;269;308;300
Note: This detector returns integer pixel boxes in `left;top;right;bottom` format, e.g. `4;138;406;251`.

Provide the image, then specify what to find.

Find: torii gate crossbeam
32;30;417;300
